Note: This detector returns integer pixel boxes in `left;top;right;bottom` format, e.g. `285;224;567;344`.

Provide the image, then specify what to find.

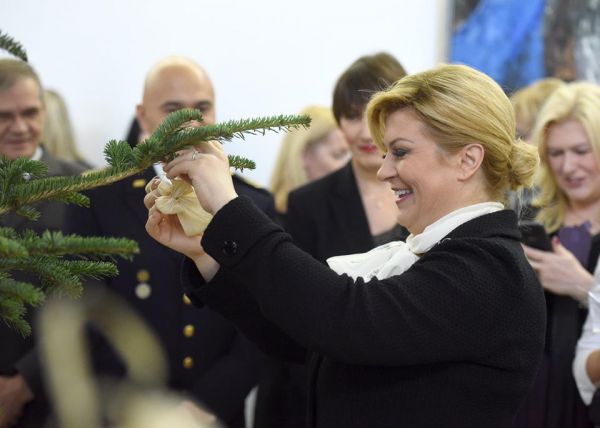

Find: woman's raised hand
163;141;238;215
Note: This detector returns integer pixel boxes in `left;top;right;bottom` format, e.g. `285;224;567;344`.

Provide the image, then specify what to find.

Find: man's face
0;77;45;160
136;65;215;137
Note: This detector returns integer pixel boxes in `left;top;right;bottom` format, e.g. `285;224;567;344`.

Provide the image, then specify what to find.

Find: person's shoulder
42;151;88;177
289;164;348;202
57;159;89;176
232;174;275;208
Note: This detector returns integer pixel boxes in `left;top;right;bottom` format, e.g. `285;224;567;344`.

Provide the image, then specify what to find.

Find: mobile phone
518;220;553;252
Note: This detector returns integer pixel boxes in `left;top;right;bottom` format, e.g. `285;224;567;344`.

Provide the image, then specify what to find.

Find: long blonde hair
42;89;88;164
270;106;339;213
367;64;539;202
532;82;600;232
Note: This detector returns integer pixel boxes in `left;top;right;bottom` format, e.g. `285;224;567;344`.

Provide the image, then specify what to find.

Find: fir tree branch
0;277;45;336
0;111;310;215
0;30;28;62
59;260;118;279
0;235;28;258
0;256;81;296
20;230;139;260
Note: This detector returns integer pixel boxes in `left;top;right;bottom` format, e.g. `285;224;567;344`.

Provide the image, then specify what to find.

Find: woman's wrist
575;271;595;303
191;252;220;282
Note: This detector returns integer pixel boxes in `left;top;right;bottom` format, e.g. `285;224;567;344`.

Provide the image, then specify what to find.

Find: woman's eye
392;149;408;158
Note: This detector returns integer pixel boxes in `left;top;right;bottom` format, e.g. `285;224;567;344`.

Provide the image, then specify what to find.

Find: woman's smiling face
376;109;469;234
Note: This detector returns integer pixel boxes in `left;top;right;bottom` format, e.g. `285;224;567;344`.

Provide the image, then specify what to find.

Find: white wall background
2;0;450;187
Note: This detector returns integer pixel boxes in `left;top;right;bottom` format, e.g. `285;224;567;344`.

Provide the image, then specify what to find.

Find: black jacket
183;196;546;428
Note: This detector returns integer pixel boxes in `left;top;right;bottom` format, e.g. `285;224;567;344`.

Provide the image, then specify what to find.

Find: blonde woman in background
269;105;349;216
508;78;565;215
510;77;565;143
43;89;93;169
515;82;600;428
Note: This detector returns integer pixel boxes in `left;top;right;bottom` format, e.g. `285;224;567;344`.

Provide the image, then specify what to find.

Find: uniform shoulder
46;157;88;177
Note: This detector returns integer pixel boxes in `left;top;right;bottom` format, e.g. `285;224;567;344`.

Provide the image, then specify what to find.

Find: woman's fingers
164;141;226;173
145;207;163;238
144;189;160;209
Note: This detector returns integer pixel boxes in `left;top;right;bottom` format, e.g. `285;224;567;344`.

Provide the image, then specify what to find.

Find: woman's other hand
145;179;220;281
144;179;204;260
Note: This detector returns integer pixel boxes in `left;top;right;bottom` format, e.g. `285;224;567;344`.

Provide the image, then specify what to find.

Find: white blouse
574;263;600;404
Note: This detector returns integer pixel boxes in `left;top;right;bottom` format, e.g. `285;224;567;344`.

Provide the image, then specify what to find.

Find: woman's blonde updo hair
366;63;539;202
531;82;600;232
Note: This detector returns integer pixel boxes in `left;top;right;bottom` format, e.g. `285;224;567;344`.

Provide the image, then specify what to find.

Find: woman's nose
377;155;394;182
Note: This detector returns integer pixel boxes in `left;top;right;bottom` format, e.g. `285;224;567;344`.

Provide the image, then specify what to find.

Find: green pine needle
0;30;28;62
104;140;136;167
228;155;255;171
0;278;45;336
21;230;139;260
0;235;28;258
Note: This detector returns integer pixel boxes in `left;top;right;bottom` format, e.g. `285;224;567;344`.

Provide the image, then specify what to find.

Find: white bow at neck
327;202;504;281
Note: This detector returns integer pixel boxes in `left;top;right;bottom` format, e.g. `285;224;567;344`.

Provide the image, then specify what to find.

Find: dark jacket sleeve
197;196;542;368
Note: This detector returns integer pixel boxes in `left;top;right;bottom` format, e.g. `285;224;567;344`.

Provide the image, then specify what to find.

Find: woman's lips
358;145;379;154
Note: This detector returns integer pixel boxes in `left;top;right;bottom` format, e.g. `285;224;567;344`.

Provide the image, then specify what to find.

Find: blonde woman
42;89;92;169
269;105;349;216
517;82;600;428
510;77;565;143
508;78;564;214
145;64;545;427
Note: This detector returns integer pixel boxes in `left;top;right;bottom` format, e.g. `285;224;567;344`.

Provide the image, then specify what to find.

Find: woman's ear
457;143;485;181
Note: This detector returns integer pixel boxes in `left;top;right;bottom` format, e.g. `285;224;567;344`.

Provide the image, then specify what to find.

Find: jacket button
135;283;151;299
183;356;194;369
183;324;195;338
136;269;150;283
222;240;238;256
183;294;192;305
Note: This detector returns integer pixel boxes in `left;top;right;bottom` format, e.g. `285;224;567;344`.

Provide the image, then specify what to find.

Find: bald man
63;57;273;428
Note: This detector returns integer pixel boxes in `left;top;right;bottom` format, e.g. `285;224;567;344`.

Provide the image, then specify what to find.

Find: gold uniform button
183;294;192;305
135;283;152;299
183;356;194;369
183;324;195;338
132;178;147;188
136;269;151;283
